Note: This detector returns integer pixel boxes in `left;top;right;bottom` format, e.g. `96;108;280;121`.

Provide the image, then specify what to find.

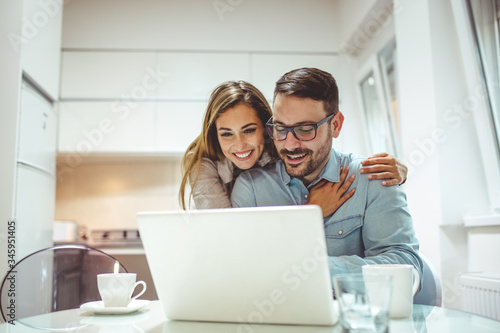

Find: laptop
137;205;338;326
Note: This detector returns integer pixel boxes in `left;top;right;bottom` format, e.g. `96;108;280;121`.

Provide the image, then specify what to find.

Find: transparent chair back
0;244;127;328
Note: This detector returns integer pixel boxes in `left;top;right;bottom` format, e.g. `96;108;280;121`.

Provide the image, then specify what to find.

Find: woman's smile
233;149;254;159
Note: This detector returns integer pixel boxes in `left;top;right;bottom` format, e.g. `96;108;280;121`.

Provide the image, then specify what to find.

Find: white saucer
80;300;150;315
80;310;149;325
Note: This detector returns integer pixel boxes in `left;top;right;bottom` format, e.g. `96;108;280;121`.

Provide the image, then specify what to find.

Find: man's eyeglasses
265;114;334;141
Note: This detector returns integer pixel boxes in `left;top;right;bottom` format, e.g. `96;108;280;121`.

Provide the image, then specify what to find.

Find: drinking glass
333;273;392;332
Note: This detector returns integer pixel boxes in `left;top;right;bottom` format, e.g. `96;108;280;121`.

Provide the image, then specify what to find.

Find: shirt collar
310;149;341;187
257;151;272;167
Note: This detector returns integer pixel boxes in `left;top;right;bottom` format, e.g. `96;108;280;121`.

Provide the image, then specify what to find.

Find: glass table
0;301;499;332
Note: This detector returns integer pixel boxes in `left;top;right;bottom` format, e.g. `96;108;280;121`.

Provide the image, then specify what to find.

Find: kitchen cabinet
58;50;250;156
155;52;249;98
58;101;205;155
21;0;62;100
60;51;250;100
15;163;55;260
155;102;206;153
58;102;156;154
18;84;57;172
60;52;156;99
15;84;57;260
57;51;338;156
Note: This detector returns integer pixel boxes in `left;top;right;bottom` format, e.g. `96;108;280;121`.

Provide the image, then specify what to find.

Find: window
453;0;500;211
468;0;500;156
378;40;400;149
358;40;400;157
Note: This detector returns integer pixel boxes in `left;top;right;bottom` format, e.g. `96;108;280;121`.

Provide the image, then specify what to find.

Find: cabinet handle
43;113;48;130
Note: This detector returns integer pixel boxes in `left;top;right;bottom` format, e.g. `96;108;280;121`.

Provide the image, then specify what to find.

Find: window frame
451;0;500;212
356;54;400;157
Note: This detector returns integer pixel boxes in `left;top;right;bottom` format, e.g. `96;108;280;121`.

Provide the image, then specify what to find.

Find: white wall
62;0;338;53
395;0;442;261
429;0;490;220
394;0;496;309
334;0;379;48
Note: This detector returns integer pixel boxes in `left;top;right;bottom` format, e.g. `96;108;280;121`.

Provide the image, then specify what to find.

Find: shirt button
304;194;308;199
338;230;343;235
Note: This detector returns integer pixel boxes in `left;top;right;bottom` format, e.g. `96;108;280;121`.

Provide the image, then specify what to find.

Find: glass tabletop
0;302;499;333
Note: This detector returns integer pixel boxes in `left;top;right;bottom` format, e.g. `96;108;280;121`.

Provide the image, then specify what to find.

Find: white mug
362;264;420;318
97;273;147;307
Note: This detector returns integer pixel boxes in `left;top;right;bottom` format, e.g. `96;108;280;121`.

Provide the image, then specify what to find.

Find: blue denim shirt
231;148;422;279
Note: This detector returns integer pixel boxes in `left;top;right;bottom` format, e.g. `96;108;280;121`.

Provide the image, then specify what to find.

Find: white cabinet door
60;52;157;99
156;102;206;153
60;51;250;100
251;54;338;100
58;102;156;153
15;164;55;260
156;52;250;99
18;85;57;174
21;0;62;100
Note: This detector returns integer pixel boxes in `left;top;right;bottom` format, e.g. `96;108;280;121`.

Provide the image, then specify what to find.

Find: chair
0;244;127;324
413;254;442;306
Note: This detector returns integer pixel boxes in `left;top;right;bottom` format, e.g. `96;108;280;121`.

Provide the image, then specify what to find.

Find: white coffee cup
97;273;147;307
362;264;420;318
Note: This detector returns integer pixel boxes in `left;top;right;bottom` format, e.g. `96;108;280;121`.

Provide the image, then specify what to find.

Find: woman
179;81;407;215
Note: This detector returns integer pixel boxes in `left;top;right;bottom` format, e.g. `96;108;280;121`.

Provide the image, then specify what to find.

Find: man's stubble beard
278;127;333;181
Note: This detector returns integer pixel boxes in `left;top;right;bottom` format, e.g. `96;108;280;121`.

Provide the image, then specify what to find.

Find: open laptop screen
137;205;338;326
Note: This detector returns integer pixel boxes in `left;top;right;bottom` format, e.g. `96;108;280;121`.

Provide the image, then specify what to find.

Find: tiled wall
55;158;183;231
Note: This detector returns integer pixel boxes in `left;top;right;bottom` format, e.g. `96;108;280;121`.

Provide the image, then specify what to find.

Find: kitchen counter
93;246;145;255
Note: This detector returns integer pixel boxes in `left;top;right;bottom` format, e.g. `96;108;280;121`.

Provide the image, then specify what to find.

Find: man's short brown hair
273;67;339;116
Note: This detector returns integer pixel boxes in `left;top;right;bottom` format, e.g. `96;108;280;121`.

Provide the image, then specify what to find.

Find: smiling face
272;94;343;185
216;103;266;170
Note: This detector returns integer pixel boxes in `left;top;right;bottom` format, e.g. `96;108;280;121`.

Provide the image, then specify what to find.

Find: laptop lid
137;205;337;326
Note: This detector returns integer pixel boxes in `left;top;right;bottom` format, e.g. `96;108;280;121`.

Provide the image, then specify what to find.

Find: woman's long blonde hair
178;81;275;209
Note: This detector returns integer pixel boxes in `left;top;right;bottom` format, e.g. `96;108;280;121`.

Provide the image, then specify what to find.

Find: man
231;67;422;277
